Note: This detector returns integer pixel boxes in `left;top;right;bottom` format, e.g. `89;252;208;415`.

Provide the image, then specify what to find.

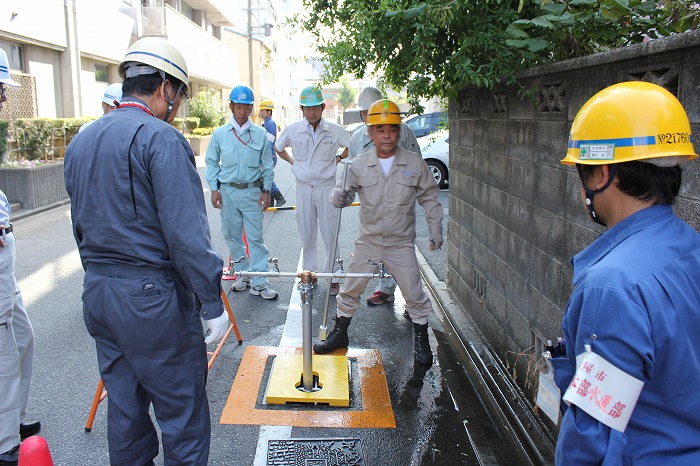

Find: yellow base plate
220;346;396;428
265;353;349;406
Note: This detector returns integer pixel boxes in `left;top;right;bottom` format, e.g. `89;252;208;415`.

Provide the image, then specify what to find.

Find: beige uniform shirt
345;146;443;246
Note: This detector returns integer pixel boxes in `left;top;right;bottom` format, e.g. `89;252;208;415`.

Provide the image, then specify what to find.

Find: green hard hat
299;85;324;106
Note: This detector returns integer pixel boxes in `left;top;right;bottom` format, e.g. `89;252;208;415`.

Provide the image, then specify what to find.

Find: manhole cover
267;438;365;465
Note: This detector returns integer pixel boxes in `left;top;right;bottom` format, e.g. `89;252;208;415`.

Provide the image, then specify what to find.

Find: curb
416;246;556;465
10;199;71;222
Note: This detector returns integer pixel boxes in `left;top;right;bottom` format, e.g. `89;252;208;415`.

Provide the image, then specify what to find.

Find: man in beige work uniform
313;99;443;365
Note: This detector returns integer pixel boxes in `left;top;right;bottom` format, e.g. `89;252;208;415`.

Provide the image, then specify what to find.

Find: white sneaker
250;283;279;300
231;276;250;291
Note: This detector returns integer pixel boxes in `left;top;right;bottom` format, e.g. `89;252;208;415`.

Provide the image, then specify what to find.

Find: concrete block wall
447;30;700;396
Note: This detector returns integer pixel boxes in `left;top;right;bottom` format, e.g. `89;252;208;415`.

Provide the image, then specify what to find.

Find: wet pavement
9;158;550;465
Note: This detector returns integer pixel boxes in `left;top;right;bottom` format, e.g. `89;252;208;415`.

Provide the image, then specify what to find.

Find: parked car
404;111;447;138
419;130;449;189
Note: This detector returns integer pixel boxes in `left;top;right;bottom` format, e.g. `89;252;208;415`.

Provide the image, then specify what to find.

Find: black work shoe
0;445;19;466
313;316;351;354
20;421;41;440
413;323;433;366
275;195;286;207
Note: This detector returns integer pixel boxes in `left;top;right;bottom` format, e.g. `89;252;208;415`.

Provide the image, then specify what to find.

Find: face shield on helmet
366;99;402;126
230;85;255;104
358;87;383;111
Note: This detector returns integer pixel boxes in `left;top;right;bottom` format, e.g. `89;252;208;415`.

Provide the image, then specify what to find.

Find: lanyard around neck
232;127;252;146
116;101;155;117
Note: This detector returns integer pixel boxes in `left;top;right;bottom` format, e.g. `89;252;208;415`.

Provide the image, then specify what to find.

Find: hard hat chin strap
576;164;618;227
159;71;184;122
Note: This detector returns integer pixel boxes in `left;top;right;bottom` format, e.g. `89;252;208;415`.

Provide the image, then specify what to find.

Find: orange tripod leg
85;378;107;432
85;289;243;431
207;290;242;369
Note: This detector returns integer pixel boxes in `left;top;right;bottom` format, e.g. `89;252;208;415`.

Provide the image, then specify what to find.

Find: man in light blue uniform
554;82;700;464
206;85;278;300
65;37;228;465
0;48;41;466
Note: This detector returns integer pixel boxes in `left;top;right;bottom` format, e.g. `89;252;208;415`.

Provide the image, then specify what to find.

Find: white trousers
0;232;34;452
295;182;340;280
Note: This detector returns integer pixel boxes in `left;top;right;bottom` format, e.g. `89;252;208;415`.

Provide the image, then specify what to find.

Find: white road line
252;253;304;465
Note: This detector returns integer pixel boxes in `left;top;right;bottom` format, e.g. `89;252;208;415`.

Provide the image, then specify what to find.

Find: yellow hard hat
260;99;274;110
366;99;401;126
119;37;189;92
562;81;697;166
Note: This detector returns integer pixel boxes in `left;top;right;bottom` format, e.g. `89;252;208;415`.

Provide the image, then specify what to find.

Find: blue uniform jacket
554;204;700;465
64;98;224;320
204;120;273;192
261;117;277;158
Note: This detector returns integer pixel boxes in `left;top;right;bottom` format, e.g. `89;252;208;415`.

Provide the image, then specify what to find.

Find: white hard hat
0;48;20;87
118;37;189;92
358;87;383;110
102;83;123;106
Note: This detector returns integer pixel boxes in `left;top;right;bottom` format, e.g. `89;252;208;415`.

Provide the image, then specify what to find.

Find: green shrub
0;120;8;161
190;88;226;128
184;117;200;132
14;118;55;161
171;118;184;130
192;127;214;136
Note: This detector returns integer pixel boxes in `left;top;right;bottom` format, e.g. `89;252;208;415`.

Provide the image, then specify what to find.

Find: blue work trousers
270;154;281;198
83;266;210;466
220;185;271;287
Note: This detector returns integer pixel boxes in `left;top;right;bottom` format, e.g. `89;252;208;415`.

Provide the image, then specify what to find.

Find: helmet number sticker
657;132;691;144
579;144;614;161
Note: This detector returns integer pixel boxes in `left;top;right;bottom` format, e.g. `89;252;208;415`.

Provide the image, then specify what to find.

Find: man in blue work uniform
259;98;286;207
553;81;700;464
206;84;278;300
64;37;228;465
0;48;41;466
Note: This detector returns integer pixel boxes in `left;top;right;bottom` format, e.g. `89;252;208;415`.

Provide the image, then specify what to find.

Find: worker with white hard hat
65;37;225;465
0;46;42;466
79;82;123;133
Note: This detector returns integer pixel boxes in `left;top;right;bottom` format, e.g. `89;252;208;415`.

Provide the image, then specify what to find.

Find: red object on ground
18;436;54;466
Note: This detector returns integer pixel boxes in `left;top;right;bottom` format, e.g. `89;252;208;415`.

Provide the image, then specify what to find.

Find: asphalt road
11;156;530;465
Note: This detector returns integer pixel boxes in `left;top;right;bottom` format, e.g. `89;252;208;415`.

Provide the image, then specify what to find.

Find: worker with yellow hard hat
314;99;444;366
553;81;700;465
258;98;286;206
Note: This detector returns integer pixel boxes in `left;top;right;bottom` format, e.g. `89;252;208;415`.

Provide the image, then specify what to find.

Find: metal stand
238;263;391;394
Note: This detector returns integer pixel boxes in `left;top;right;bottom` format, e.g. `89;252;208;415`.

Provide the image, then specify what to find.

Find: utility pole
247;0;254;87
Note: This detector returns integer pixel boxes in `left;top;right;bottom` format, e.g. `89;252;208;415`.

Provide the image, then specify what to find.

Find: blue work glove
330;188;349;208
204;312;229;344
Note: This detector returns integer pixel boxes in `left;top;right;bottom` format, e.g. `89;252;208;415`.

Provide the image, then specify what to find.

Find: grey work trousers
0;231;34;453
336;240;432;325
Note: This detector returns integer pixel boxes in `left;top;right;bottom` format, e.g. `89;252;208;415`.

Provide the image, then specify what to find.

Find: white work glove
330;188;349;208
204;312;229;345
429;237;444;251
